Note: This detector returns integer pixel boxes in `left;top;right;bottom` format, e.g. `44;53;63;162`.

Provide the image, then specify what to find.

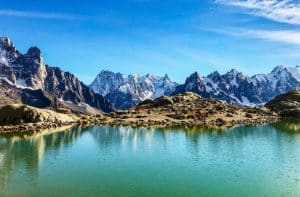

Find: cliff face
44;66;113;112
265;90;300;118
0;37;113;113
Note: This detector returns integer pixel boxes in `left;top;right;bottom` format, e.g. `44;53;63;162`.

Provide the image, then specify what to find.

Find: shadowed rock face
0;37;113;113
265;90;300;118
44;66;113;113
21;89;52;108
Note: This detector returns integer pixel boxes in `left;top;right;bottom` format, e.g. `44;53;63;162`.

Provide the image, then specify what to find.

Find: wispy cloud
245;29;300;45
0;9;80;20
216;0;300;25
209;27;300;46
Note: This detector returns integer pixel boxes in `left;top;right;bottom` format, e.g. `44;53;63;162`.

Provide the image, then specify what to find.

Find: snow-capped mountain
173;66;300;106
90;70;125;96
90;71;178;109
0;36;113;113
91;66;300;109
251;66;300;97
2;36;299;111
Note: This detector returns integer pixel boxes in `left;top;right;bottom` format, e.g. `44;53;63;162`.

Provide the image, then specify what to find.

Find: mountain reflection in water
0;122;299;196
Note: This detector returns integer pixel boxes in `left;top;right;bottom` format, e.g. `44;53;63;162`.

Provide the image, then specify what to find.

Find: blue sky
1;0;300;83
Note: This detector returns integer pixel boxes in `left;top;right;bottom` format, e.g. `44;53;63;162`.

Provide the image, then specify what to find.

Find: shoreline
0;122;77;135
0;92;293;135
0;115;280;135
78;115;280;129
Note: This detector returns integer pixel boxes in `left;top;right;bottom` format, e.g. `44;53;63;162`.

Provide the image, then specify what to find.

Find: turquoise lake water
0;122;300;196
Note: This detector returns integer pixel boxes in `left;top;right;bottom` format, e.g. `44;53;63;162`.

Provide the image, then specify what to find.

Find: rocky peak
90;70;125;96
227;69;238;75
26;46;42;59
270;65;291;77
145;73;152;78
225;69;245;79
99;70;121;76
271;65;285;72
0;37;114;113
0;37;13;48
0;37;18;55
0;36;19;65
269;65;300;83
163;74;170;81
207;71;220;81
185;72;202;83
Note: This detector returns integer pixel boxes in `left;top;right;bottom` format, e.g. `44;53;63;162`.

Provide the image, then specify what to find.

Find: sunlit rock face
0;36;113;113
0;37;47;89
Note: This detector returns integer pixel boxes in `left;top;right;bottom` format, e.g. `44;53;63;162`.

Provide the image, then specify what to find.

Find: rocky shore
78;92;279;129
0;104;78;134
0;92;284;134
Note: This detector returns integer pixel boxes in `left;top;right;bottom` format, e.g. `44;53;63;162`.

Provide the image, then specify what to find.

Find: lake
0;122;300;196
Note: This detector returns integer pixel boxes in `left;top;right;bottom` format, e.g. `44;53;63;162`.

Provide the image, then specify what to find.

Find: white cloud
245;29;300;45
0;9;80;20
216;0;300;25
209;27;300;46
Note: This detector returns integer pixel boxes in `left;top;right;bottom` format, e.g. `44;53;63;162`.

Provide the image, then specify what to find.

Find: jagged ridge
90;66;300;109
90;70;177;109
0;36;113;113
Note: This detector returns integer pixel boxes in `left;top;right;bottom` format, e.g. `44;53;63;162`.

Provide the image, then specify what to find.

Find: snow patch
241;96;255;107
286;66;300;81
15;79;29;89
0;56;8;66
34;59;40;65
0;77;15;86
0;77;34;90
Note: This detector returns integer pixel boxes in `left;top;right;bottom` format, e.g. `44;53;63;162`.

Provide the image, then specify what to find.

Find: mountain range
90;66;300;109
90;71;177;109
0;37;113;114
1;36;300;112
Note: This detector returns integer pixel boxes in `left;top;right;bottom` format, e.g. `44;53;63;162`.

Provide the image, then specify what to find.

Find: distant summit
91;65;300;109
90;70;177;109
173;65;300;106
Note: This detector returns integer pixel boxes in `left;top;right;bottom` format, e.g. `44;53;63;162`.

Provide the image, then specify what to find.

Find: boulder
0;104;78;126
